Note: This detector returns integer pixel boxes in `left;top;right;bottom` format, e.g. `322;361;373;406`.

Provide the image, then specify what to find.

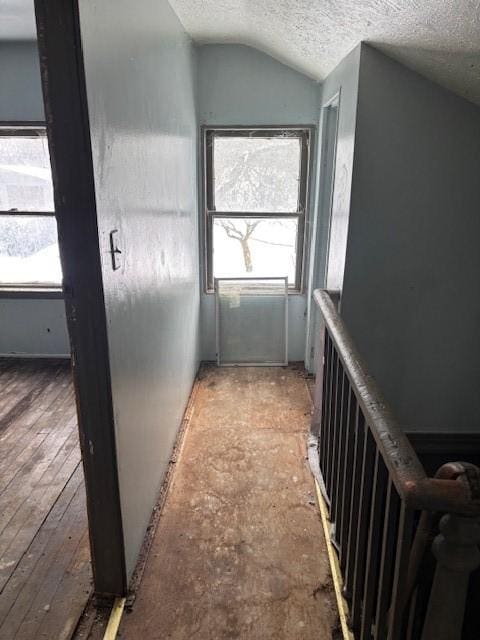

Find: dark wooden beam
34;0;127;597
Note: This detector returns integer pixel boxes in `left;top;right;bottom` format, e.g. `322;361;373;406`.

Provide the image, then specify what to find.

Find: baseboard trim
407;431;480;455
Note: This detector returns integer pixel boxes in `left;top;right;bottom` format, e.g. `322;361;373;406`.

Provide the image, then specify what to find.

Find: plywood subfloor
120;365;338;640
0;358;91;640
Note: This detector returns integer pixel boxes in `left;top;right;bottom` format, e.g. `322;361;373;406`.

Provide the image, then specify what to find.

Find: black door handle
109;229;122;271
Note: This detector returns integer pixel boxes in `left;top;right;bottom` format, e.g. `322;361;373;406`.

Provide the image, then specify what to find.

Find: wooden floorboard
0;358;91;640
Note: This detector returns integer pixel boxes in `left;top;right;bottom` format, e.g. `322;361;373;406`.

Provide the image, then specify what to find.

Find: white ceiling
1;0;480;104
169;0;480;105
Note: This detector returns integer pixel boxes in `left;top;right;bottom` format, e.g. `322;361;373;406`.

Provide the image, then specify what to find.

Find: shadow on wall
370;42;480;106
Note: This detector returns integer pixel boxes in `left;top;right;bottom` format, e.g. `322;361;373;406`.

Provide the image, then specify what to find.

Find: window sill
204;288;304;296
0;286;64;300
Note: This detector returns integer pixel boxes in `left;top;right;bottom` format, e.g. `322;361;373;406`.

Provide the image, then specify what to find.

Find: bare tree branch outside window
205;128;310;289
214;137;299;273
217;219;294;272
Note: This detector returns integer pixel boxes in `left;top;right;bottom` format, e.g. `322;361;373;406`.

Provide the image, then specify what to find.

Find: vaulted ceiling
2;0;480;105
170;0;480;105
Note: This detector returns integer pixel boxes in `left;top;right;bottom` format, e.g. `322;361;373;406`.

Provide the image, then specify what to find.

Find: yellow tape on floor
101;482;349;640
314;479;354;640
103;597;126;640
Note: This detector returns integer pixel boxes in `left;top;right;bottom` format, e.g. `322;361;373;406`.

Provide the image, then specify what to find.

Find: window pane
217;278;287;365
213;136;301;212
213;217;298;284
0;134;54;211
0;216;62;285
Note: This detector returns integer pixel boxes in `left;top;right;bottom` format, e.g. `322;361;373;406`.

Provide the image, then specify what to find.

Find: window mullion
208;211;302;219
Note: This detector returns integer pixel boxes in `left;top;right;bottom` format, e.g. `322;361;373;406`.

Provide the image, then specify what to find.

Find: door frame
34;0;127;597
305;91;340;372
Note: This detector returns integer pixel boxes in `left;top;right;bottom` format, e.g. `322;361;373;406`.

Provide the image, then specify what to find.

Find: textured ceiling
1;0;480;104
169;0;480;105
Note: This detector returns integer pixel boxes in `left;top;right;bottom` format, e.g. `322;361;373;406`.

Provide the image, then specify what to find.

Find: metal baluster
374;481;400;640
351;428;376;630
325;349;339;498
332;371;350;549
387;502;415;640
330;363;345;531
319;332;332;478
361;453;388;640
339;389;357;571
344;409;366;600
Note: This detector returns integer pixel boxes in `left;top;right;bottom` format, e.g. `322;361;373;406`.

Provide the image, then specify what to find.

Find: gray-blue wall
0;41;43;120
0;298;69;356
341;45;480;432
1;40;322;364
197;44;321;361
0;41;70;357
78;0;200;578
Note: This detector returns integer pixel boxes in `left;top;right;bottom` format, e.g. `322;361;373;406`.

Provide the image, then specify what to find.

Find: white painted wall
0;41;70;357
196;44;321;361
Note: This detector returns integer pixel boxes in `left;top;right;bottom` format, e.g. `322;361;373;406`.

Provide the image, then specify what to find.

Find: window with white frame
0;125;62;288
203;127;311;292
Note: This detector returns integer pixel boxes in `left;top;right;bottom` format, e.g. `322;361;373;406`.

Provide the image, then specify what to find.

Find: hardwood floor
0;358;91;640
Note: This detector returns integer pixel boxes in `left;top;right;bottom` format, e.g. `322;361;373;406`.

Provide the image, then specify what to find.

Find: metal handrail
313;288;480;516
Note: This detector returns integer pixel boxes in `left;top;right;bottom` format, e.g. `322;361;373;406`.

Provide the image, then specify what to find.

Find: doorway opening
0;93;91;640
305;93;340;372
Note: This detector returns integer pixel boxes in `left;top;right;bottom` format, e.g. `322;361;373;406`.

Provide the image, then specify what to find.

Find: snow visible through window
212;135;302;285
0;134;62;286
213;217;297;284
213;136;300;213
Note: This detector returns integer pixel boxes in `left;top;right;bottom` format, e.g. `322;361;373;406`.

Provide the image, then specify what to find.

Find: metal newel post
421;507;480;639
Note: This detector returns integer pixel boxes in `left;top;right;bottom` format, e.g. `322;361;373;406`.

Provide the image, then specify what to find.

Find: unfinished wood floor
120;365;338;640
0;358;91;640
